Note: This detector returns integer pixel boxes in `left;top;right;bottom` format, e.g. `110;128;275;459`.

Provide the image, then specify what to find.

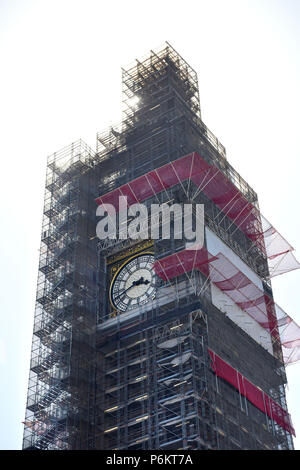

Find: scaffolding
95;282;295;449
24;43;298;450
95;151;300;280
23;141;98;449
95;179;298;449
93;43;298;450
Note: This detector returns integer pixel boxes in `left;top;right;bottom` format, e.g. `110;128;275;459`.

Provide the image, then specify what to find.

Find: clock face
110;253;156;312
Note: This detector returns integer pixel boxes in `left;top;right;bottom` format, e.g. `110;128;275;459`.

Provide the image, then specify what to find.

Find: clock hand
113;277;150;302
113;278;142;302
113;284;135;302
135;277;150;286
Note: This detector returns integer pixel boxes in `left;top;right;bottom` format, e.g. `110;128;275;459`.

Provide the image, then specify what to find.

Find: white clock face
110;253;156;312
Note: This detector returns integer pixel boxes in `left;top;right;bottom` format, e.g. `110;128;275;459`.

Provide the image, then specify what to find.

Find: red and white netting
96;151;300;364
96;152;300;278
153;247;300;366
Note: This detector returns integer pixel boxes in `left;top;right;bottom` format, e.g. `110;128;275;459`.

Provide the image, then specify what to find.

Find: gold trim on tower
106;239;154;266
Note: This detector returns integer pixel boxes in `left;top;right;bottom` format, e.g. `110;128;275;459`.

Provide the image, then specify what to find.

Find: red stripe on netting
208;349;295;436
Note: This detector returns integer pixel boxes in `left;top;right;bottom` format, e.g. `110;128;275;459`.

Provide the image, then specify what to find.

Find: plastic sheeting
96;151;300;278
208;349;295;436
23;420;49;435
170;352;192;366
157;336;187;349
208;252;300;365
153;247;300;365
259;216;300;278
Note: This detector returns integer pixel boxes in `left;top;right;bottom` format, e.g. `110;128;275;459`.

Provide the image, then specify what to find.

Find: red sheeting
153;247;300;365
208;349;295;436
96;150;300;363
96;151;300;277
153;248;217;280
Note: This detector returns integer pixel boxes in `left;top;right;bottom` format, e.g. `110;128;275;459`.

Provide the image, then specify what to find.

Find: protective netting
96;151;300;278
96;150;300;364
209;252;300;365
260;215;300;278
152;248;217;280
208;349;295;436
153;247;300;366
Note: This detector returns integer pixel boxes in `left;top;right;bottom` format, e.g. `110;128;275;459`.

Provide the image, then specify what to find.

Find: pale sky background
0;0;299;450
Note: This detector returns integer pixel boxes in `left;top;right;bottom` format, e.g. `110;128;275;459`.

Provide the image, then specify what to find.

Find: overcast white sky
0;0;299;450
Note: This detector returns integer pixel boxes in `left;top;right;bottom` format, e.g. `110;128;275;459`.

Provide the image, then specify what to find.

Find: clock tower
93;44;296;450
23;43;298;451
